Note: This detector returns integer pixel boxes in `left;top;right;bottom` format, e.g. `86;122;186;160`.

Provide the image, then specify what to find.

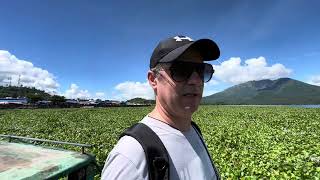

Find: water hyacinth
0;105;320;179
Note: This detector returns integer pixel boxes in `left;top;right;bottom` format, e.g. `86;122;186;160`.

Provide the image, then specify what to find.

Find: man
102;35;220;180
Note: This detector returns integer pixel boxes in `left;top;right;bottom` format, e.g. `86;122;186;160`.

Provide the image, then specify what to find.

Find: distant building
0;97;28;108
66;99;79;104
0;97;28;104
65;99;80;108
35;100;52;108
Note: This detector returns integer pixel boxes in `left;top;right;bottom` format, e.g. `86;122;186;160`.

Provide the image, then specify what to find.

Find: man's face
154;49;205;118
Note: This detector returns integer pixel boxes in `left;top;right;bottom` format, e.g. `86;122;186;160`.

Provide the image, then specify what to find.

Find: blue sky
1;0;320;100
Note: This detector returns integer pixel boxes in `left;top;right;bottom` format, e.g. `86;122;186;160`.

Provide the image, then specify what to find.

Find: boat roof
0;141;95;179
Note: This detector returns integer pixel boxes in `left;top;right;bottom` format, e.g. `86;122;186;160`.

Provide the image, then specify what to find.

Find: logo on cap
173;36;193;42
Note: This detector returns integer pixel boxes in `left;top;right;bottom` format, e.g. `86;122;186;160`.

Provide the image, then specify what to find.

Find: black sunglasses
159;61;214;83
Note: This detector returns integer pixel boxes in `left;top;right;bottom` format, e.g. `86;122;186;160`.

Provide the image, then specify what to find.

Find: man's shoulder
111;135;146;164
102;135;148;179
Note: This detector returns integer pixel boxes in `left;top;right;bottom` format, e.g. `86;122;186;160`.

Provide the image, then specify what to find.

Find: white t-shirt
101;116;218;180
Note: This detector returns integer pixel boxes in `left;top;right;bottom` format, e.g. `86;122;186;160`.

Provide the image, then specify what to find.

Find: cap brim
159;39;220;63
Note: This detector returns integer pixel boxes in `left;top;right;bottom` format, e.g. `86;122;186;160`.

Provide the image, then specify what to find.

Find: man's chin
181;100;201;112
182;105;199;113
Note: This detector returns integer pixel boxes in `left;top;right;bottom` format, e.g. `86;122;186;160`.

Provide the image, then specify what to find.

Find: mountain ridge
202;78;320;105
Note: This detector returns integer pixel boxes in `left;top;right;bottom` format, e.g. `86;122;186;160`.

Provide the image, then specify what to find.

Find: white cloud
0;50;59;94
113;81;154;101
212;56;292;84
64;83;91;99
62;85;108;100
308;75;320;86
95;92;105;98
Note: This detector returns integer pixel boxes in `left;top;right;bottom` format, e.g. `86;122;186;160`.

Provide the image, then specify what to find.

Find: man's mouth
183;93;199;97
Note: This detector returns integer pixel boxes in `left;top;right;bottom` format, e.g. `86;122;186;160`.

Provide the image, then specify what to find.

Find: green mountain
202;78;320;105
126;97;155;104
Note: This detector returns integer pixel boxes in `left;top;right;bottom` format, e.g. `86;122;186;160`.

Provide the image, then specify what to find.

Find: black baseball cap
150;35;220;69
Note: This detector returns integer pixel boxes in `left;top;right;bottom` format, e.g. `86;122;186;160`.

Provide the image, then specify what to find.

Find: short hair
151;63;172;77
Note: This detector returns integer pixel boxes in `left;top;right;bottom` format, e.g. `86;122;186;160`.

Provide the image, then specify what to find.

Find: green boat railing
0;134;92;154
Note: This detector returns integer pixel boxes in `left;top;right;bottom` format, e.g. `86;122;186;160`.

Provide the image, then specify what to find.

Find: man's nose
187;71;203;85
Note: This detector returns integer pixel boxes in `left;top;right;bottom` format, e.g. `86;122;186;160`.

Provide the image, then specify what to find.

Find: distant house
0;97;28;108
78;99;98;108
79;100;91;106
35;100;52;108
0;97;28;104
66;99;79;104
95;100;121;107
65;99;80;108
107;100;121;106
36;100;52;104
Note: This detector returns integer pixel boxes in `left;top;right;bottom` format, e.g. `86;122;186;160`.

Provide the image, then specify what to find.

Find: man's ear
148;70;157;91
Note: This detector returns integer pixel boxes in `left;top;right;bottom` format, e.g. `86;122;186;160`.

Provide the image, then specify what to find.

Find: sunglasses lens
170;63;193;82
169;62;214;82
202;64;214;82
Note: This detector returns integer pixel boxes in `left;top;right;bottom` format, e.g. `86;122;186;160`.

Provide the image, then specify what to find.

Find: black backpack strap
120;123;169;180
191;121;202;136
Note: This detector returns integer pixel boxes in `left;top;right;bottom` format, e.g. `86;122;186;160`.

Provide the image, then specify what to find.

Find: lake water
287;105;320;108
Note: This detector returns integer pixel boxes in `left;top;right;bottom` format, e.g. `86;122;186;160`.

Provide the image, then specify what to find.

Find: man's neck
148;104;192;132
